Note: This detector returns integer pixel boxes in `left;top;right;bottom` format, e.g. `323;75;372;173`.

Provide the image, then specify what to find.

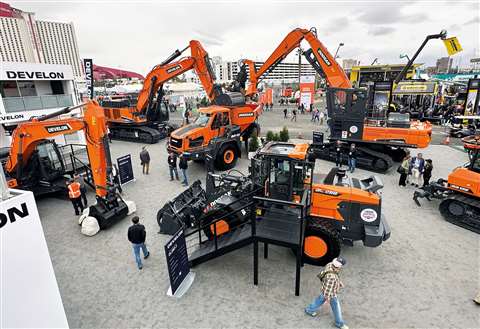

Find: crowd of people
398;151;433;188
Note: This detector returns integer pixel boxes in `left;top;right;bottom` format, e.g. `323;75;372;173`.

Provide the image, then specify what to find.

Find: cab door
210;112;229;139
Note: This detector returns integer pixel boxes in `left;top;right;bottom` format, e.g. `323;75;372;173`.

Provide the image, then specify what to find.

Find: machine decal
45;124;71;133
349;125;358;134
314;188;340;196
360;208;378;222
238;112;254;118
317;48;332;66
166;65;182;74
448;184;472;193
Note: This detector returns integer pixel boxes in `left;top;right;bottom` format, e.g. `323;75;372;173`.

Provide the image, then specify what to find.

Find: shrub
266;131;275;142
279;126;289;142
248;131;260;152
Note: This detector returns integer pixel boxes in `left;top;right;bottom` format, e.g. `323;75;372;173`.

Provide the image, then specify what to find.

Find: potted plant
248;131;260;159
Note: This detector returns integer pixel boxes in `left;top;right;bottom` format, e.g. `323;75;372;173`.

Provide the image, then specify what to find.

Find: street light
334;42;344;59
400;54;411;62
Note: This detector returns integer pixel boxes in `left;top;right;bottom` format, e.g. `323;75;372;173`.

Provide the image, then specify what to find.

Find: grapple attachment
157;180;207;235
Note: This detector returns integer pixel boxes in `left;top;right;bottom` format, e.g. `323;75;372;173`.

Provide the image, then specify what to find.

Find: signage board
443;37;463;56
0;62;74;80
164;229;191;296
465;79;480;116
116;154;134;185
1;189;69;328
83;58;94;100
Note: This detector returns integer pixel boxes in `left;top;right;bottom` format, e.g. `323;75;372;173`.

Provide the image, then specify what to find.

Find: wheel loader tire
302;218;341;266
215;144;238;171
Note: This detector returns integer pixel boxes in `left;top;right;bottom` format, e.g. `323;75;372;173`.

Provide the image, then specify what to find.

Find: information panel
116;154;134;185
164;229;190;295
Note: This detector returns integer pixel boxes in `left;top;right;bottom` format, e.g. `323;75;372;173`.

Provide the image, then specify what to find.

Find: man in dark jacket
127;216;150;270
168;152;179;181
335;141;343;167
140;146;150;175
347;144;357;173
179;154;189;186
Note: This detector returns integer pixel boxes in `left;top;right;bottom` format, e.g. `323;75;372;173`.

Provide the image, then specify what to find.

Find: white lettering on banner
84;60;93;99
238;112;254;117
317;48;332;66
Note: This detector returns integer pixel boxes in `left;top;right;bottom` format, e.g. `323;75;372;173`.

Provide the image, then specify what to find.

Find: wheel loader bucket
89;199;129;230
157;180;207;235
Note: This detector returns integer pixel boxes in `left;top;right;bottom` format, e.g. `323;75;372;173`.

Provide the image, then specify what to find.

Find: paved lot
37;109;478;328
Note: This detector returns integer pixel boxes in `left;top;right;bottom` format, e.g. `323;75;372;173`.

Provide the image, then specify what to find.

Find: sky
9;0;480;75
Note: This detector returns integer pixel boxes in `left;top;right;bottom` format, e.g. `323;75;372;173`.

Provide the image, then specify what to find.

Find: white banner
0;62;74;80
1;189;69;328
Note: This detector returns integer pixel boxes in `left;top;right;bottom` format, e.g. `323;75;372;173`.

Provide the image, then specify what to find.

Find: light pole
400;54;411;62
297;47;303;87
334;42;344;59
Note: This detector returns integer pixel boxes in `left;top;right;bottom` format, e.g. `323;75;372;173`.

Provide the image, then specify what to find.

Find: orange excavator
237;28;448;172
414;135;480;233
3;101;129;229
101;40;223;143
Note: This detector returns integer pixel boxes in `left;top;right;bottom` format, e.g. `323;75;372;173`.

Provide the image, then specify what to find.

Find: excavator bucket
157;180;207;235
89;198;129;230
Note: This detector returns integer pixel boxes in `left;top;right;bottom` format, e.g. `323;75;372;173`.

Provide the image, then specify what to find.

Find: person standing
347;144;357;173
67;178;84;216
140;146;150;175
305;257;349;329
179;154;189;186
423;159;433;187
335;141;343;167
319;110;325;125
410;153;425;188
291;108;297;122
127;216;150;270
168;152;180;181
283;108;288;119
75;173;88;207
398;153;411;186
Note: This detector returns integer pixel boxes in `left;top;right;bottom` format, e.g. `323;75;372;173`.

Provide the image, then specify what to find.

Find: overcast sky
10;0;480;75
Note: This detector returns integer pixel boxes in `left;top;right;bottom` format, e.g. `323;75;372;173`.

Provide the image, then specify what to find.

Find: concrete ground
37;107;479;328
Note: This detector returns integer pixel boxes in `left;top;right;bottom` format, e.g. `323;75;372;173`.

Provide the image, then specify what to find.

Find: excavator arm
136;40;220;114
244;28;351;97
6;101;112;198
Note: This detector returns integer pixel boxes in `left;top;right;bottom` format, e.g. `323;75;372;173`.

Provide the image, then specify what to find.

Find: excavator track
439;194;480;234
357;146;394;173
110;125;162;144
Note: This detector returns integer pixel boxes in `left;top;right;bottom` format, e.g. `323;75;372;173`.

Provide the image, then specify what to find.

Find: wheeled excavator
238;28;459;172
3;101;130;229
101;40;223;143
414;135;480;233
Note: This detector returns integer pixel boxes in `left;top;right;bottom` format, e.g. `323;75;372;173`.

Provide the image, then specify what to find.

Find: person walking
305;257;349;329
283;108;288;119
140;146;150;175
347;144;357;173
168;152;180;181
335;140;343;167
179;154;189;186
75;173;88;207
319;110;325;125
67;178;84;216
410;153;425;187
291;108;297;122
423;159;433;187
127;216;150;270
398;153;411;186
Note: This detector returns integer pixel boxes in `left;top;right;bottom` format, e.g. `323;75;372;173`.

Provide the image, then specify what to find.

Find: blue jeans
181;168;188;185
132;243;148;269
348;158;356;173
169;166;179;180
305;293;345;327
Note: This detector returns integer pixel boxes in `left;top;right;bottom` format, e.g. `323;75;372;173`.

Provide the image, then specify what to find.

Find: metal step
189;224;253;266
256;208;302;247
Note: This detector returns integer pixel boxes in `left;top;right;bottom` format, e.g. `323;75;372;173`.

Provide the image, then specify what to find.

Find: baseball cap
332;257;346;268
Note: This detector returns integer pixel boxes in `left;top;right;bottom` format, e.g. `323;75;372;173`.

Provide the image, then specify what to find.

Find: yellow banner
443;37;463;56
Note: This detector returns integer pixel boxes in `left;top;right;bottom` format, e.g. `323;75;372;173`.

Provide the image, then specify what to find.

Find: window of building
0;81;20;97
17;81;37;97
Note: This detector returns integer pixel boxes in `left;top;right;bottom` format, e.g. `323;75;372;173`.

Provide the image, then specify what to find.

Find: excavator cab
35;140;65;182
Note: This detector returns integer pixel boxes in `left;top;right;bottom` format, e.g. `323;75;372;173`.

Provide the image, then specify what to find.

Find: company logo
46;124;71;133
360;208;378;222
448;184;471;193
166;65;182;74
238;112;254;118
84;59;93;99
314;188;340;196
349;125;358;134
0;114;25;122
0;202;29;229
6;71;65;80
317;48;331;66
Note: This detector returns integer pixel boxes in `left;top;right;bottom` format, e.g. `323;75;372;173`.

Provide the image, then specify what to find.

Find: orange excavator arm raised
136;40;220;114
6;101;112;198
244;28;351;97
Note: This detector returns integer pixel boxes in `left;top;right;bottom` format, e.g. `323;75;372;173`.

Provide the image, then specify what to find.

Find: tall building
436;57;452;74
0;2;83;78
211;57;316;84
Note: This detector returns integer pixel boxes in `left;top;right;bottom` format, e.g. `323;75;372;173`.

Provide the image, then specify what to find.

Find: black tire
215;144;238;171
302;218;341;266
373;158;389;172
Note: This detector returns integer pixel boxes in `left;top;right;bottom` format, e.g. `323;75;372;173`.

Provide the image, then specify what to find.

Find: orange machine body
363;121;432;148
5;101;111;198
